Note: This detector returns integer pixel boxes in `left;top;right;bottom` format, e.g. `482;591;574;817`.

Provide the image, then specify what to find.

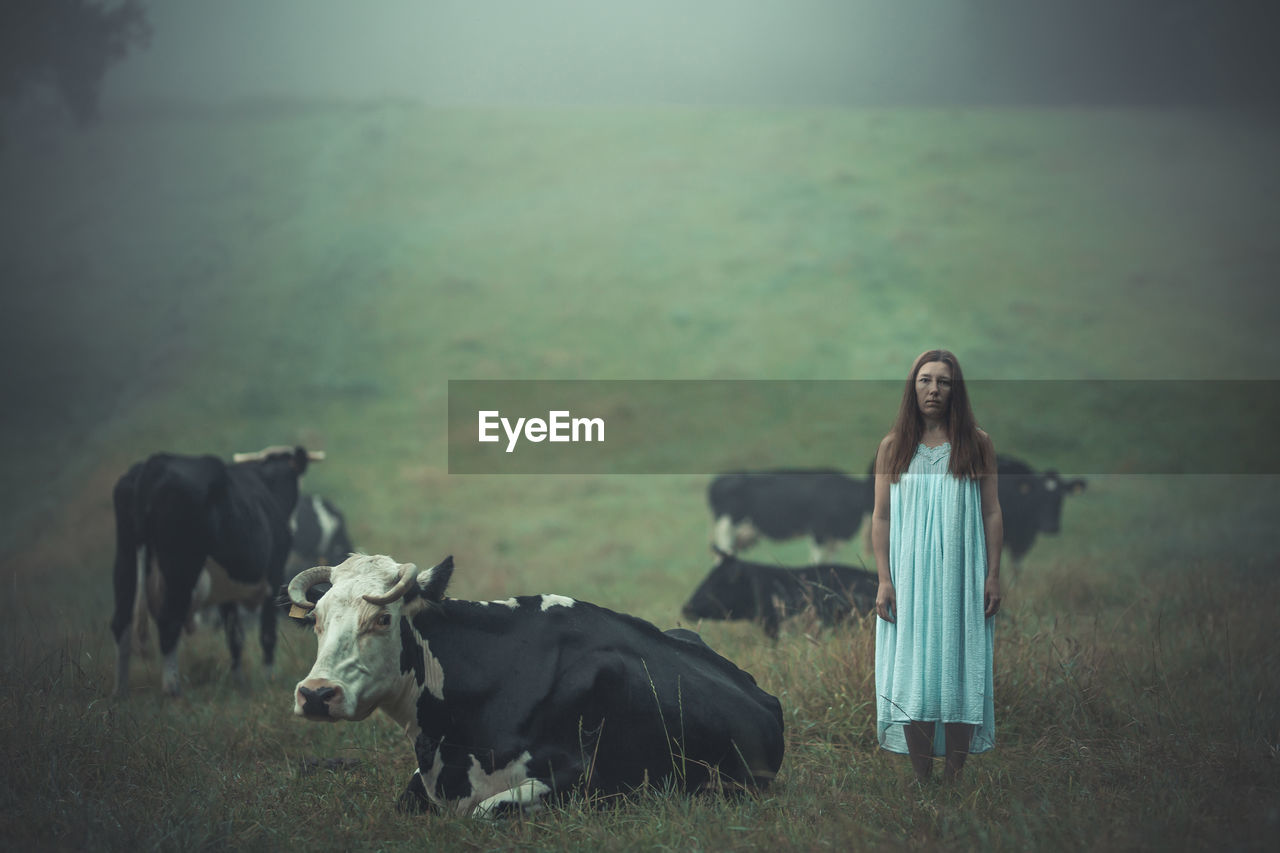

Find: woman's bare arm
873;434;896;622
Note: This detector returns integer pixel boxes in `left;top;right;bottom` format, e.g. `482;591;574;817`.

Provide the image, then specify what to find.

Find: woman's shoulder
874;434;897;475
973;428;997;472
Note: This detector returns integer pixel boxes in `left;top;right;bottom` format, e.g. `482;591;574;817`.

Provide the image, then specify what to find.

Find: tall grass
5;547;1272;850
1;102;1277;849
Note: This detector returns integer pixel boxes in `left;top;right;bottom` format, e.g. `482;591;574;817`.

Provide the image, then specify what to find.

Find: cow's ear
417;555;454;602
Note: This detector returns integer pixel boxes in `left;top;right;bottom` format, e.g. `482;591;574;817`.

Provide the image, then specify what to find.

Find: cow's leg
220;602;246;687
110;471;141;697
401;737;451;814
133;552;151;653
154;558;201;697
1008;553;1024;580
114;625;132;698
187;568;212;634
258;598;277;683
111;545;144;697
259;554;287;684
474;779;553;818
397;769;433;814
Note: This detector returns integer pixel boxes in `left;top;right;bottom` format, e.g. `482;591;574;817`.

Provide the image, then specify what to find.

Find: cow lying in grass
288;553;785;816
682;548;878;639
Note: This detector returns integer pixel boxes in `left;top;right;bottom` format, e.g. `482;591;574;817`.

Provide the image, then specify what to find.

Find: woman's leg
942;722;974;782
903;720;936;782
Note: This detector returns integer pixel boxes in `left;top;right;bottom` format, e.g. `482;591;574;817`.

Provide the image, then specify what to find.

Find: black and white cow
285;493;355;581
110;445;322;696
708;469;873;563
682;548;878;639
997;455;1086;572
193;491;356;632
288;554;785;816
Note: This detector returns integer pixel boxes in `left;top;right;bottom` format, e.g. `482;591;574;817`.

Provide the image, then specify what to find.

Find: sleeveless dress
875;442;995;755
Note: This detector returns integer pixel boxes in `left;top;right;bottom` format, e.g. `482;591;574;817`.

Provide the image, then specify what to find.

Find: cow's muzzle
297;684;343;719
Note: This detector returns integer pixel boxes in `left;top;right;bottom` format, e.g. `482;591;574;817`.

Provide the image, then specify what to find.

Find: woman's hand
984;574;1002;618
876;580;896;622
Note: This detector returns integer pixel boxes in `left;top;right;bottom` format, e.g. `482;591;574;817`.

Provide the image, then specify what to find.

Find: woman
872;349;1003;784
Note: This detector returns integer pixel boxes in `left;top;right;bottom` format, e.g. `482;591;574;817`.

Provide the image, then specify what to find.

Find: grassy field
0;101;1277;850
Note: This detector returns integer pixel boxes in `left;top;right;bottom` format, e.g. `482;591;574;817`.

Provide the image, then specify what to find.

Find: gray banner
447;380;1277;475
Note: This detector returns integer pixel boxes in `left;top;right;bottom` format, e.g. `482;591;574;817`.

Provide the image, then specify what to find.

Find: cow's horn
288;565;333;611
232;445;311;464
363;562;422;606
232;445;285;463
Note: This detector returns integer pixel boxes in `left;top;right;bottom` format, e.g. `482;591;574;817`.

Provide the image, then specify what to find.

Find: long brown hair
881;349;991;482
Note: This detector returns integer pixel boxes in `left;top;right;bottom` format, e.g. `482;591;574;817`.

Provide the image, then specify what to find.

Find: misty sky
104;1;984;107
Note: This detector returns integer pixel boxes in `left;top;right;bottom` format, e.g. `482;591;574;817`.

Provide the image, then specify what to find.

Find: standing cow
708;469;873;563
997;455;1087;573
682;548;878;639
110;445;322;696
192;491;356;633
288;554;785;816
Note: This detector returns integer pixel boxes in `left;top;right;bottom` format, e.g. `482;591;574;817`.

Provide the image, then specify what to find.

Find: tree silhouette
0;0;151;125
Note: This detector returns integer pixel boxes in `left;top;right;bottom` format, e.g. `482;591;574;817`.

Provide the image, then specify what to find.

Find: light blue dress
876;442;995;755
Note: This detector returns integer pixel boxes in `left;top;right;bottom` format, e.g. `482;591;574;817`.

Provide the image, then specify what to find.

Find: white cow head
289;553;452;731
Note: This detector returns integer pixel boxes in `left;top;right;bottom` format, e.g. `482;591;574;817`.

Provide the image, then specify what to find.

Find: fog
101;0;1275;109
3;0;1279;546
103;1;961;107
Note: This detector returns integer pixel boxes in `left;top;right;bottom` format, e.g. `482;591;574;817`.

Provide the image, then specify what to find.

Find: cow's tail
132;543;151;655
129;458;164;655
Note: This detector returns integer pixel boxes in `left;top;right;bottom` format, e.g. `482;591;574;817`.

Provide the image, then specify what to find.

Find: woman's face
915;360;953;420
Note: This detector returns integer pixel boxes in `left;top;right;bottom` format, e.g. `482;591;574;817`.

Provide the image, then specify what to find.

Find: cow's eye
377;612;392;628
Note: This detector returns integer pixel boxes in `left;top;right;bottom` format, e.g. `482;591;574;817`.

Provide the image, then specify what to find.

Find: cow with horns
110;445;323;696
288;553;786;816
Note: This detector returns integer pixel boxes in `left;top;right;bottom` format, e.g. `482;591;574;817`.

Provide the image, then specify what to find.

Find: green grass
0;101;1277;850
